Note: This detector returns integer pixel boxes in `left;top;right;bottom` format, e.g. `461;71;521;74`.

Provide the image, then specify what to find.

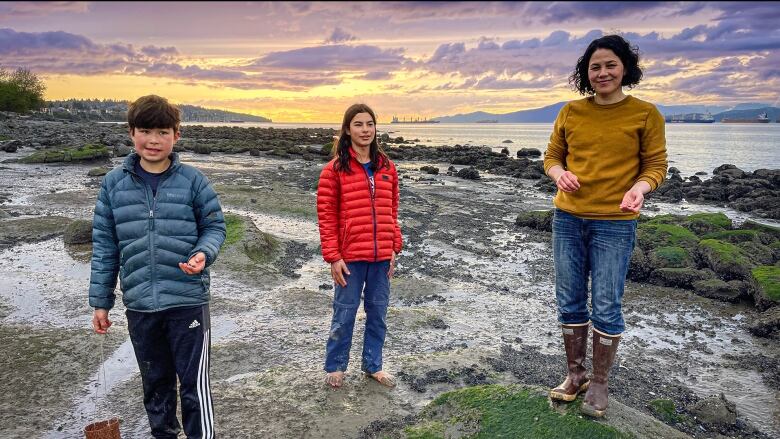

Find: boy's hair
569;34;643;95
127;95;181;133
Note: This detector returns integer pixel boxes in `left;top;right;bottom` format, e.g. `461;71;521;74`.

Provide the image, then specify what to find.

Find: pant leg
552;209;591;325
126;309;181;439
166;305;214;439
324;262;367;373
361;260;391;374
588;219;637;335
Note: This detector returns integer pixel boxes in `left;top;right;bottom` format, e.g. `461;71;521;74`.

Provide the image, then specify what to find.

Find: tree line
0;67;46;113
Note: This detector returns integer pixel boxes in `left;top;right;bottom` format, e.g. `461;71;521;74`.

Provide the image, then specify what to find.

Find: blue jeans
324;260;390;374
552;209;636;335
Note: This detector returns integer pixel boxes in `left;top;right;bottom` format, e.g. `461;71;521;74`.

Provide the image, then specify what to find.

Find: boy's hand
92;309;112;334
179;252;206;275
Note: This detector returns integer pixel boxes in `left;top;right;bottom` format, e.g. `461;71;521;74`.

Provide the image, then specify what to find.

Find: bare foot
325;371;344;388
366;371;396;388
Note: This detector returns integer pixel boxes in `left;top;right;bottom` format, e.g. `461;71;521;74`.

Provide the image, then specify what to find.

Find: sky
1;1;779;122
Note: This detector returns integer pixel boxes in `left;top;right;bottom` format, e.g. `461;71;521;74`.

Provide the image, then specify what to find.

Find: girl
544;35;667;417
316;104;402;389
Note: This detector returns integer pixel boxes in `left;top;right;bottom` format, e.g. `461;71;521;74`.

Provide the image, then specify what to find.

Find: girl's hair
333;103;389;173
569;34;643;95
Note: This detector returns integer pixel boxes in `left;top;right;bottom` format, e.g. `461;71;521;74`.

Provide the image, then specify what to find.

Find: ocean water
182;122;780;178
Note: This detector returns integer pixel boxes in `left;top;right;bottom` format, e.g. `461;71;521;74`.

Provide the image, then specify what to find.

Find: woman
316;104;402;389
544;35;667;417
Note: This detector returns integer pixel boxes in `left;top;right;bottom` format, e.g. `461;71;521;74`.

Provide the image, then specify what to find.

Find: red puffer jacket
317;149;402;263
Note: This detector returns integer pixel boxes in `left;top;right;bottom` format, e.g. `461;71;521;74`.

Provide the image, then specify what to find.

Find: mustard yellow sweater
543;96;668;219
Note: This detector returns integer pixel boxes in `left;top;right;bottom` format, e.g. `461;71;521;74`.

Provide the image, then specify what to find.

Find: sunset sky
2;1;779;121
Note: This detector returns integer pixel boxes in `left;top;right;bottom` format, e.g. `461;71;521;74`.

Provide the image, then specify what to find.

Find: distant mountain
43;99;271;123
731;103;771;111
655;104;730;116
712;107;780;122
433;102;566;123
434;101;778;123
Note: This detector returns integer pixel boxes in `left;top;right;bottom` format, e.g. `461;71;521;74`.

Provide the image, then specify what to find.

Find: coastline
0;117;779;438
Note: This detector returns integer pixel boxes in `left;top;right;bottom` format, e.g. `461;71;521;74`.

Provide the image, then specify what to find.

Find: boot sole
549;381;590;402
581;401;606;418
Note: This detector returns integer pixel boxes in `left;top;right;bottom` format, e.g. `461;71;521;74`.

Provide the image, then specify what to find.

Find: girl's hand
388;252;396;279
331;259;350;287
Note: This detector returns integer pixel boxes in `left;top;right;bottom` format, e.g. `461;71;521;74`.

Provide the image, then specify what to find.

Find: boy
89;95;226;438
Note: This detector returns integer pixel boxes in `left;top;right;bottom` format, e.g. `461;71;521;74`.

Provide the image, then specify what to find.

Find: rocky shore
1;116;779;438
1;116;778;219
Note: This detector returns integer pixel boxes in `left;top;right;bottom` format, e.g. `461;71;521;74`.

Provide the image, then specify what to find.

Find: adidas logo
189;320;200;329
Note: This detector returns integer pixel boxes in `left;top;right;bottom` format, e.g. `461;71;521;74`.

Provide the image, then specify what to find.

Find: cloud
0;1;89;20
324;27;356;44
249;44;407;71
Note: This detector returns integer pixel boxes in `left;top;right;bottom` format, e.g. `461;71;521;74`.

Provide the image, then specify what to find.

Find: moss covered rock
697;239;753;280
741;220;780;242
685;213;732;235
637;223;699;251
405;385;630;439
515;210;553;232
649;246;691;268
20;144;110;164
63;219;93;245
649;399;688;425
750;266;780;310
649;267;714;289
691;279;744;303
701;229;760;244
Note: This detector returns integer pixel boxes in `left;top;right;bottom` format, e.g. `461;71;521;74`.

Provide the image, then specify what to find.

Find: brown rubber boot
549;322;590;402
581;328;621;417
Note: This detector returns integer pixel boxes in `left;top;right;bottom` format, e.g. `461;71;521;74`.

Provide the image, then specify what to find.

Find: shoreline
0;121;779;437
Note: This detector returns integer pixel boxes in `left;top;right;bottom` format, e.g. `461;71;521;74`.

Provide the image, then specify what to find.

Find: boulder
420;166;439;175
749;266;780;310
63;219;93;245
515;210;553;232
691;279;744;303
113;144;132;157
517;148;542;158
648;267;714;289
688;393;737;430
746;306;780;337
696;239;753;281
456;167;480;180
87;167;110;177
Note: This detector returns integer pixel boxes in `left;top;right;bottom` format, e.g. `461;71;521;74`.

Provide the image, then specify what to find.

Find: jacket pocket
200;271;210;292
341;219;354;251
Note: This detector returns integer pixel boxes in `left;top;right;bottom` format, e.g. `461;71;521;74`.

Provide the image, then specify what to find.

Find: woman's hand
620;181;652;213
548;166;580;193
331;259;350;287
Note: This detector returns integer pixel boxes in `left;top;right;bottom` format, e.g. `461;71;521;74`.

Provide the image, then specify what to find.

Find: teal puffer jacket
88;153;226;312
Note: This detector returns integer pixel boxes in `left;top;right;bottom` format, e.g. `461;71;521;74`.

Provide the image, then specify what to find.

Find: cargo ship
391;116;440;124
665;112;714;123
722;112;770;123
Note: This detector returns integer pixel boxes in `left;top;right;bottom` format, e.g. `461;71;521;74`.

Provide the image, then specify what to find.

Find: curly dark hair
569;34;643;95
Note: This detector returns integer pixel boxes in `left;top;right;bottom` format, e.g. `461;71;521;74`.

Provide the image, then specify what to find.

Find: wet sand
0;152;777;438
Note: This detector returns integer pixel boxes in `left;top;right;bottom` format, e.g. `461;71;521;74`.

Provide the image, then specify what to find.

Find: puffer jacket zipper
360;160;379;261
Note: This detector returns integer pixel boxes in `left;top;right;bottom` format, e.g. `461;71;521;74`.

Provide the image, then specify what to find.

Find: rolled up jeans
324;260;390;374
552;209;636;335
